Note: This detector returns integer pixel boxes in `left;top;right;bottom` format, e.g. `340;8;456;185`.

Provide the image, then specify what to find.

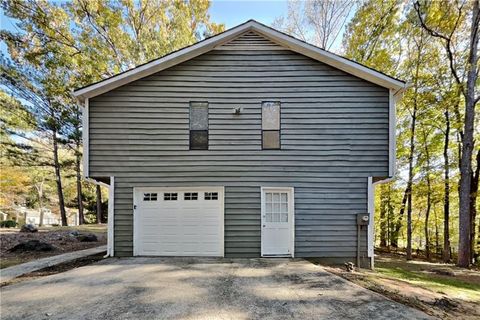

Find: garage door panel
134;187;224;256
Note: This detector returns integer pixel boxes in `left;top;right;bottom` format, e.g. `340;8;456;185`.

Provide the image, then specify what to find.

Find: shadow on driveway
0;257;432;320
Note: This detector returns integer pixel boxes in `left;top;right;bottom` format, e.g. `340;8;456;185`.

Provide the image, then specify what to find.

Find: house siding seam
89;32;386;258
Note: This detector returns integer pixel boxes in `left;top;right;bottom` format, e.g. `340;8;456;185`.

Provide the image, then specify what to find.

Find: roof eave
248;23;406;92
73;20;258;102
73;20;406;102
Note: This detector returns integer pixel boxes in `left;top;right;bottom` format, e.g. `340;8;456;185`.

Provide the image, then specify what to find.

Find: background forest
1;0;479;267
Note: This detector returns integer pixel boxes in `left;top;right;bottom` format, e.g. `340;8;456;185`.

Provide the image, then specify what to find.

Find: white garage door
133;187;224;256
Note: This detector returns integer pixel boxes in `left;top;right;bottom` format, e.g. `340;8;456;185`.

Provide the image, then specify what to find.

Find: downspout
367;84;409;269
78;96;115;258
86;177;114;258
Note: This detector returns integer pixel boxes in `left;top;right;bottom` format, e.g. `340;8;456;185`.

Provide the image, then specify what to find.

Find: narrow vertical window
190;102;208;150
262;101;280;149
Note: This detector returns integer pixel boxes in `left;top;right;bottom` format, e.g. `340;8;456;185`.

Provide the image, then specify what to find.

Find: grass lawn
1;224;107;269
375;259;480;301
317;252;480;320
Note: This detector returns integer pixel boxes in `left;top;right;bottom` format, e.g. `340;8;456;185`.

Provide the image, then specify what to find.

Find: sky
209;0;288;28
0;0;350;56
0;0;289;55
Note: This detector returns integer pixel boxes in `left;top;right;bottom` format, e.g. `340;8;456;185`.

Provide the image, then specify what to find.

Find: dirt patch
1;252;105;287
318;253;480;320
0;227;106;269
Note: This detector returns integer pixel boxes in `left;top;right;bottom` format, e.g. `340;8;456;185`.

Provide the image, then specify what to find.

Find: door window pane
264;192;288;223
266;193;272;202
273;193;280;202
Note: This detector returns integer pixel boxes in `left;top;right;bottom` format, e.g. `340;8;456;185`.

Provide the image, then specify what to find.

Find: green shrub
0;220;18;228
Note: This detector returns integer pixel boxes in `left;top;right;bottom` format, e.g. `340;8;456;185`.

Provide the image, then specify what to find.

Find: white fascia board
250;23;407;92
73;20;407;101
82;98;89;178
73;21;256;102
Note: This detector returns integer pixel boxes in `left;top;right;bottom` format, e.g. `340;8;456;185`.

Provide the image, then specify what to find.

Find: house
20;207;79;226
24;208;61;226
74;20;407;267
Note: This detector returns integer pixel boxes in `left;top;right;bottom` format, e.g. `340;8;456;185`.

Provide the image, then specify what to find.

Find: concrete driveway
0;258;431;320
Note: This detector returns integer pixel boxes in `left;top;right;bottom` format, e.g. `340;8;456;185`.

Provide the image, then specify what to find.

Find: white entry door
133;187;224;256
261;187;294;257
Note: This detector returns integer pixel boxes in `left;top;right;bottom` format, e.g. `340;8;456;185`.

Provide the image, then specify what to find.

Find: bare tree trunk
434;205;440;257
470;150;480;261
443;108;452;262
414;0;479;269
53;129;67;226
423;130;432;261
406;91;419;261
458;0;479;267
380;185;388;247
387;184;393;248
392;189;407;248
96;184;103;224
405;31;428;260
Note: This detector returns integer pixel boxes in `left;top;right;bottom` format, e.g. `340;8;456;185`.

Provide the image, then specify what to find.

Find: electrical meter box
356;213;370;226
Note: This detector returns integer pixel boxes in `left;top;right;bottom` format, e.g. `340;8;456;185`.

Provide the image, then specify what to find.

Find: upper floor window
262;101;280;149
190;102;208;150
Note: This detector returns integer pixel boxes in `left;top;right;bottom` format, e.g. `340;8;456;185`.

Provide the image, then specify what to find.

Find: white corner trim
367;177;374;262
73;20;407;101
108;177;115;257
82;98;89;178
260;186;295;258
86;176;114;257
389;89;396;177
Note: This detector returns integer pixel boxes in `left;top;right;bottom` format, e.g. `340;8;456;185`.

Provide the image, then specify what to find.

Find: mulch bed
0;229;106;268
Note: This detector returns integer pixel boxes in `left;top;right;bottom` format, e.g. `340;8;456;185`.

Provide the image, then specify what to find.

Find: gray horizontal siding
89;32;388;259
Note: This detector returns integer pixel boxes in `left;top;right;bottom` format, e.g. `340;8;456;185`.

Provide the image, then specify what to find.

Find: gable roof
73;20;407;102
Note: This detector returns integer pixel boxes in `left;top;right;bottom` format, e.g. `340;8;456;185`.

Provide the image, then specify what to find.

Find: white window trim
132;186;225;257
260;186;295;258
82;98;89;178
